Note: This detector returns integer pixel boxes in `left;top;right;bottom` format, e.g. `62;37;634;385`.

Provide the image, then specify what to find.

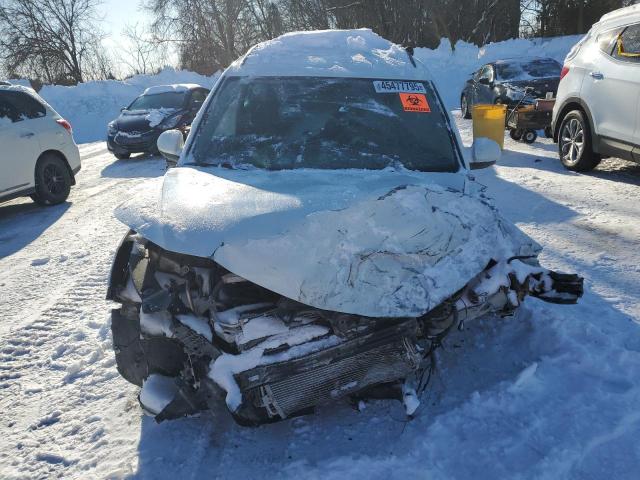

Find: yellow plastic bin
472;104;507;150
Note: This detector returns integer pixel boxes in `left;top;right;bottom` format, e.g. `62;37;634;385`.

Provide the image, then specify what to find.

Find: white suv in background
552;5;640;171
0;84;81;205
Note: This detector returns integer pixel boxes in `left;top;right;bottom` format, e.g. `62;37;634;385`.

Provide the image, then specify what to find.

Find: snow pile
38;68;219;143
415;35;582;108
231;29;425;80
139;375;179;415
26;34;578;144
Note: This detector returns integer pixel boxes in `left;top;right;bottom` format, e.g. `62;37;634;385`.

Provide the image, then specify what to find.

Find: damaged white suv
107;30;583;424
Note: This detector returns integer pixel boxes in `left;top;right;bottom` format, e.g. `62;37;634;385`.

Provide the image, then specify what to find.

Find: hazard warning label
399;93;430;113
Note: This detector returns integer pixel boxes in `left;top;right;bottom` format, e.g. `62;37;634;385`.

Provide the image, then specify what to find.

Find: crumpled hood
115;166;540;317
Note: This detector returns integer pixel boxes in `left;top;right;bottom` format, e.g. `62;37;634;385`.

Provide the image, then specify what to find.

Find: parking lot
1;115;639;479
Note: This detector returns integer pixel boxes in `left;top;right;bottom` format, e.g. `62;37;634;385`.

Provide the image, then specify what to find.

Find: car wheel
523;130;538;144
115;152;131;160
32;153;72;206
461;94;472;119
558;110;601;172
509;128;523;141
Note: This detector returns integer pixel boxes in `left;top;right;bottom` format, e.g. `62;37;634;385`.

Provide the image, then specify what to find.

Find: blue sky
99;0;146;49
99;0;179;73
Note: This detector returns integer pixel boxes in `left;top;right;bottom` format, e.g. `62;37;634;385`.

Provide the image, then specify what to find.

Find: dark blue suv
107;84;209;159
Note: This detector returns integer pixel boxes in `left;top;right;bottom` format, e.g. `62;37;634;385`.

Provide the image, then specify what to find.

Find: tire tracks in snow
0;145;160;479
0;264;116;479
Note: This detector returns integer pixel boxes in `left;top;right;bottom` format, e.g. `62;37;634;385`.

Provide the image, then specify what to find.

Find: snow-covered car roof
142;84;204;96
226;29;431;81
0;84;38;94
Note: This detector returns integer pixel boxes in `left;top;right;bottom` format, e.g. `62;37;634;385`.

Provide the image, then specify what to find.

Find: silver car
107;29;583;424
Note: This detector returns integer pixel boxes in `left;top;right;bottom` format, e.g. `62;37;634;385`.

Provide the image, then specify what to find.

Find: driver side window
484;66;495;82
189;90;208;111
478;66;494;83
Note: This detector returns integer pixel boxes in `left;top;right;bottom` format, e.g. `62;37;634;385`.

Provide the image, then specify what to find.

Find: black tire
523;130;538;144
510;128;523;141
558;110;601;172
115;152;130;160
461;94;472;119
32;153;71;206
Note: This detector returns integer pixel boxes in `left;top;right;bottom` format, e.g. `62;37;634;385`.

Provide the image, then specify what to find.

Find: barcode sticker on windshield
373;80;426;94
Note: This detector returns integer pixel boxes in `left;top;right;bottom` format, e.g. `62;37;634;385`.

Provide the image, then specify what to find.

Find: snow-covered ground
1;114;639;479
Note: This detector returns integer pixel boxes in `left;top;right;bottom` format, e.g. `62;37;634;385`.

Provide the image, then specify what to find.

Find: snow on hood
145;108;176;128
228;29;430;81
115;167;540;317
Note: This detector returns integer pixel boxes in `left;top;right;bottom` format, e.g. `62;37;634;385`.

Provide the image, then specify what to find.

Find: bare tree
520;0;631;38
0;0;106;84
117;23;169;75
147;0;293;74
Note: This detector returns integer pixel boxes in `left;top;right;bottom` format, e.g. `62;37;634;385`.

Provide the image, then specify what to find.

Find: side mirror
157;129;184;168
120;106;126;112
470;138;501;169
478;77;492;86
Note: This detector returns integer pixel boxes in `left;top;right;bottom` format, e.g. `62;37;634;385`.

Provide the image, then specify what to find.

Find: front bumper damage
107;232;583;424
107;130;161;155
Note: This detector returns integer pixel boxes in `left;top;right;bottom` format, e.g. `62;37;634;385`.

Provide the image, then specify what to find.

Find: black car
460;57;562;119
107;84;210;159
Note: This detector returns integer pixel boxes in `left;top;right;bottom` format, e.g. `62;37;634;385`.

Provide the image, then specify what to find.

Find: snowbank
30;35;580;144
415;35;582;109
38;68;220;143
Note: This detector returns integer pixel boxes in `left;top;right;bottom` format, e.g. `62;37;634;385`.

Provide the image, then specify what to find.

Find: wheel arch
553;98;598;152
36;150;76;186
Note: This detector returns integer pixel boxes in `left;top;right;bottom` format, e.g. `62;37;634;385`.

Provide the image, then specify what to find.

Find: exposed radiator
236;319;421;419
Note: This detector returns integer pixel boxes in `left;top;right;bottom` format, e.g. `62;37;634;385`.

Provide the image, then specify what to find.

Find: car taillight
56;118;73;135
560;65;570;81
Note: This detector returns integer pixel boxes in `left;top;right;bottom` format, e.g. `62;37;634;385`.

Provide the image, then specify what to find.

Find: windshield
188;76;460;172
496;59;561;81
128;92;186;111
